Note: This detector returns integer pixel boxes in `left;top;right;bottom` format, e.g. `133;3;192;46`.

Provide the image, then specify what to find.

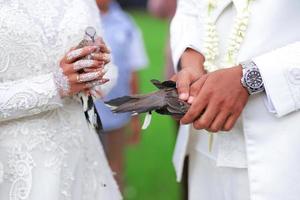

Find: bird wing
105;91;166;115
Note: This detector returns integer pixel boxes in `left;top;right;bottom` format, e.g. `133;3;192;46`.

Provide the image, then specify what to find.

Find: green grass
124;11;181;200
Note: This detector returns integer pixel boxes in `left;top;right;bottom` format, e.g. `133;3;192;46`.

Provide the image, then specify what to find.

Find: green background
124;11;181;200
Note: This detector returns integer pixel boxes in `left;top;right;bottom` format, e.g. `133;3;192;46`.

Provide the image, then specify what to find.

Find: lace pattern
0;0;121;199
54;68;70;97
7;147;35;200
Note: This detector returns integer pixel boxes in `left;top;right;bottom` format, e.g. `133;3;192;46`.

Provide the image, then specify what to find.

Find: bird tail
80;93;103;132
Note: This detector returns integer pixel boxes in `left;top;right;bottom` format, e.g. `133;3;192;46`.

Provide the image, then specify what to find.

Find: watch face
245;68;264;89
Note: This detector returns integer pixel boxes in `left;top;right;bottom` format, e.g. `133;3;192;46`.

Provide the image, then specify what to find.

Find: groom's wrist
240;60;265;95
179;48;205;73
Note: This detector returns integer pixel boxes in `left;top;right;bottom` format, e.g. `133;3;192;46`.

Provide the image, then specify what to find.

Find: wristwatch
240;60;265;95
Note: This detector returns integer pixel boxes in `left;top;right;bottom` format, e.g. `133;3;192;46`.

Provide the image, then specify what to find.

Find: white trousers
189;150;250;200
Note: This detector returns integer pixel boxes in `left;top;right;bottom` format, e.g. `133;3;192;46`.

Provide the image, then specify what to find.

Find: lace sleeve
0;73;63;122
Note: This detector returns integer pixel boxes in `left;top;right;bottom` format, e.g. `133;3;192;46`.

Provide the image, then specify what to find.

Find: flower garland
203;0;252;72
202;0;253;151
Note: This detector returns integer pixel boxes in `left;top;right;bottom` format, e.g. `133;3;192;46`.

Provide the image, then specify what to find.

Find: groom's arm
170;0;204;71
181;41;300;132
170;0;206;101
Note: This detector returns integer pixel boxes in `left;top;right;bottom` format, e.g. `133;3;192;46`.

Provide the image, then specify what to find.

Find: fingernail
180;120;186;125
188;96;194;104
179;93;188;100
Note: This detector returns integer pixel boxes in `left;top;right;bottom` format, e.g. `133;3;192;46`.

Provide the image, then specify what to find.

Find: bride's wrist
53;67;70;98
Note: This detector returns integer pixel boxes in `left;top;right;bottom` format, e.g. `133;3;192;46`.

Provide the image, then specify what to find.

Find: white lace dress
0;0;122;199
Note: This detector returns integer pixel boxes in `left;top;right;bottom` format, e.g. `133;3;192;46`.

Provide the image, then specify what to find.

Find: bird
77;27;103;132
105;79;190;129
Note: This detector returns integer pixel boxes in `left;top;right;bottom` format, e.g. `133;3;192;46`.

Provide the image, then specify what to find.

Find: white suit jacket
170;0;300;199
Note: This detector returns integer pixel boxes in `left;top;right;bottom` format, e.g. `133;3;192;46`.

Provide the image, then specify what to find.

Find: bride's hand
54;45;108;97
83;41;111;71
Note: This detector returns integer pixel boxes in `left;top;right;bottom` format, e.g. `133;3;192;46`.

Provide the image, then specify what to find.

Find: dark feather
96;111;103;131
105;80;190;117
151;79;176;89
160;80;176;88
106;92;164;114
105;96;136;106
87;96;94;110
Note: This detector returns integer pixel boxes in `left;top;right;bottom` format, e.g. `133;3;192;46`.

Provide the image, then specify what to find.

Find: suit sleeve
170;0;204;71
254;41;300;117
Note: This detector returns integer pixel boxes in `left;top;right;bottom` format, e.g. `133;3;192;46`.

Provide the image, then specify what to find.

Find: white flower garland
203;0;252;72
203;0;253;151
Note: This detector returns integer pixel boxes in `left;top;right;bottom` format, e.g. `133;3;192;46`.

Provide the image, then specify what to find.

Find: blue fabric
95;1;148;131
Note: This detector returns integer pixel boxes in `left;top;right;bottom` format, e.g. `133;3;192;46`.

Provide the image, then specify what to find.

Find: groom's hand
171;48;206;101
181;66;249;132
